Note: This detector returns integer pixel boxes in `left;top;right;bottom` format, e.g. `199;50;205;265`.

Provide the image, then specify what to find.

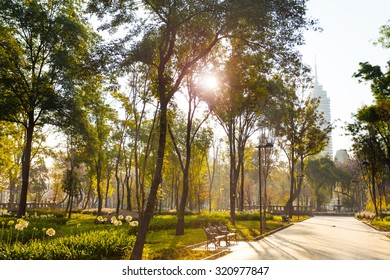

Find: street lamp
257;141;273;235
296;174;304;221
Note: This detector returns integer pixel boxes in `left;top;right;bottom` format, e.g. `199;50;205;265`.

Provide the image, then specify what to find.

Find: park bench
282;215;290;223
216;223;238;246
203;225;227;250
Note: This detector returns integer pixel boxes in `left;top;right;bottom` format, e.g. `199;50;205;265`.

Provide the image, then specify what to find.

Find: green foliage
235;211;274;221
0;229;135;260
149;213;227;231
353;61;390;99
377;20;390;49
356;212;390;231
0;215;68;244
0;210;296;259
148;211;276;231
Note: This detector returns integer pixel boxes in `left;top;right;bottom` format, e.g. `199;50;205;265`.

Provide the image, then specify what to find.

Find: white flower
129;221;139;227
118;215;124;220
125;215;133;223
46;228;56;237
15;223;24;231
0;209;8;216
16;219;29;230
110;216;117;224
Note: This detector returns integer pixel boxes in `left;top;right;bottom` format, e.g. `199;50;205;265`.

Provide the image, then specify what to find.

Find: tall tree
88;0;315;259
207;54;268;224
0;0;96;217
305;157;339;211
349;22;390;216
82;77;116;216
168;74;211;235
275;83;331;217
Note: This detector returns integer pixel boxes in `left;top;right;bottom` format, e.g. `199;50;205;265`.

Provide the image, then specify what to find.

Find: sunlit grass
1;209;302;259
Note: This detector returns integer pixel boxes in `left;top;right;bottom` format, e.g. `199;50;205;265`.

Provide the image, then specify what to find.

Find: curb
252;223;293;241
200;223;294;260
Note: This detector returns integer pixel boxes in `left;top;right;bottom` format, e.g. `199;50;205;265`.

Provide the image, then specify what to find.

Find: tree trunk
130;100;168;260
83;177;93;209
115;135;124;216
96;156;103;216
67;163;75;219
285;147;295;218
371;166;379;217
126;176;132;211
239;157;245;211
18;117;34;218
176;170;189;235
9;179;15;204
105;165;112;208
174;112;193;235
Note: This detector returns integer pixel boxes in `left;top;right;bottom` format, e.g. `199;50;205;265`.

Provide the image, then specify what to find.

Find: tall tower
312;64;333;157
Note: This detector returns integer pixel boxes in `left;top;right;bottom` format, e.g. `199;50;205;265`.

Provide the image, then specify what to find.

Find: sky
48;0;390;160
299;0;390;156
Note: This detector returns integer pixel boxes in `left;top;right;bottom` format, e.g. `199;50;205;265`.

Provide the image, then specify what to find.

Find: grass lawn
0;209;305;260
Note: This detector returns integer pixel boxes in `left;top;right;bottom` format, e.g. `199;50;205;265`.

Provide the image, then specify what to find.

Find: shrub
26;209;66;218
0;229;135;260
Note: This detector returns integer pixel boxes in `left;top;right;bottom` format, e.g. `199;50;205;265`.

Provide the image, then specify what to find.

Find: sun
199;73;219;91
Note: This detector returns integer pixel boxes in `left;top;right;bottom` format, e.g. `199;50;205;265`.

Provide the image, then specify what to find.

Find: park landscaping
355;212;390;232
0;208;295;260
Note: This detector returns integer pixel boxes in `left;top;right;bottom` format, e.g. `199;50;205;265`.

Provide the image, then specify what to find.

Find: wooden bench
216;223;238;246
203;226;227;250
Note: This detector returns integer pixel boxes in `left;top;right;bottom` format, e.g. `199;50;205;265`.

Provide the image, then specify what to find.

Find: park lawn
142;228;218;260
141;215;304;260
1;210;301;259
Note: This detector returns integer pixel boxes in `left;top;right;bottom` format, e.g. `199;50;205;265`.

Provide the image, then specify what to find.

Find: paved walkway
217;216;390;260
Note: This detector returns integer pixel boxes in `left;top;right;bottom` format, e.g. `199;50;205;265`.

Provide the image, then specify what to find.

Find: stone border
252;223;293;241
200;223;294;260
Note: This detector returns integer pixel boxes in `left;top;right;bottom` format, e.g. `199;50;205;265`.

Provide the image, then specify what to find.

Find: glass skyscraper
312;65;333;157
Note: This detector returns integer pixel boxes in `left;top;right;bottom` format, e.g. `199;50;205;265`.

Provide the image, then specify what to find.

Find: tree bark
18;115;34;218
96;155;103;216
130;100;168;260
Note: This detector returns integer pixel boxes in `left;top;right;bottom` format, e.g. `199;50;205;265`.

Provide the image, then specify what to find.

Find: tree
82;77;116;216
349;22;390;216
168;73;212;235
347;120;386;217
377;20;390;49
305;157;339;211
88;0;315;259
29;159;49;202
0;0;96;217
206;53;268;224
0;122;23;203
275;84;332;217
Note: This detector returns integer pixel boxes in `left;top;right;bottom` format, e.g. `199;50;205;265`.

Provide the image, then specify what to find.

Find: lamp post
296;174;304;221
257;141;273;235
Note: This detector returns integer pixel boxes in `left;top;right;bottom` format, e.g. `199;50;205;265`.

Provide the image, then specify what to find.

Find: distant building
335;149;350;163
312;64;333;157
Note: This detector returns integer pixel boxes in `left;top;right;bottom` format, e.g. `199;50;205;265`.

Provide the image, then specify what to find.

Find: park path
218;216;390;260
